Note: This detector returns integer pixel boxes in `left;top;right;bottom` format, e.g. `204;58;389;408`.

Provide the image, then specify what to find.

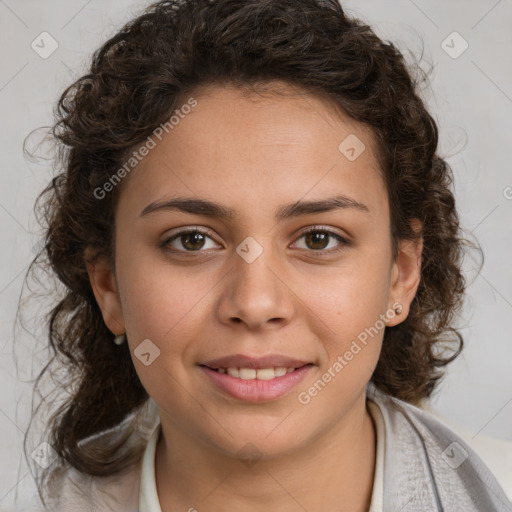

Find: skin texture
86;81;423;511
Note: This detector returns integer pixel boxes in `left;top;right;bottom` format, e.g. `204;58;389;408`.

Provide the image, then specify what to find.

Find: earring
113;333;126;345
394;304;403;315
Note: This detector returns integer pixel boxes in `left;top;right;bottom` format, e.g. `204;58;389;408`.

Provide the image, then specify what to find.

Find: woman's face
88;81;421;458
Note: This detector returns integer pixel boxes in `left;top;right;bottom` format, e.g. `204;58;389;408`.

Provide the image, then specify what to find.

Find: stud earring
113;333;126;345
394;304;403;315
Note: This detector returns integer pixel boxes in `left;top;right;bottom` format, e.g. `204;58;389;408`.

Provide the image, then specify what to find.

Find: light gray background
1;0;511;508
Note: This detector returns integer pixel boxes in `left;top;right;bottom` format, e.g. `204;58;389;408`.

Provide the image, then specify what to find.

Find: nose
216;242;295;331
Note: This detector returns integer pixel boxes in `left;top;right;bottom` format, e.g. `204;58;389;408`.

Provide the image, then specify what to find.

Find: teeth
220;366;296;380
239;368;257;380
255;368;274;380
227;367;239;378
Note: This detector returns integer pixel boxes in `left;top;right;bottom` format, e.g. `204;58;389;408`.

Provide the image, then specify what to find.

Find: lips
198;353;314;402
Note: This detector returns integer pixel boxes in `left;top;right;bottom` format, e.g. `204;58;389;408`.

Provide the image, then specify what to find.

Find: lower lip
199;365;313;403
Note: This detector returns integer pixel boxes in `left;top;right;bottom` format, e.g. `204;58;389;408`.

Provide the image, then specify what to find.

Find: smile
199;364;313;402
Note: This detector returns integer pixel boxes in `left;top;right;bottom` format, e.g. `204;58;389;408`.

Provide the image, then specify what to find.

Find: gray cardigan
13;387;512;511
367;384;512;511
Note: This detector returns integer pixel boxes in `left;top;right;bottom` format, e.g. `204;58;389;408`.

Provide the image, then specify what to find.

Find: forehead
117;81;387;222
174;80;379;155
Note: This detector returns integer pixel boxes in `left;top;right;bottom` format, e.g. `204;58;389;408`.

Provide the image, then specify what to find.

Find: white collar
139;422;162;512
139;400;385;512
368;397;385;511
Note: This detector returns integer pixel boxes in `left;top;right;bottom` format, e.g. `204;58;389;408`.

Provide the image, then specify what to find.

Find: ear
387;218;423;327
84;247;125;335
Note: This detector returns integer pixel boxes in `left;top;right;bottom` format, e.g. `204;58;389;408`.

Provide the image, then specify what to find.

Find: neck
155;392;376;512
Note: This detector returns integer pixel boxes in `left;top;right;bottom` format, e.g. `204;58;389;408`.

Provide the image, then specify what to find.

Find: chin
201;419;311;461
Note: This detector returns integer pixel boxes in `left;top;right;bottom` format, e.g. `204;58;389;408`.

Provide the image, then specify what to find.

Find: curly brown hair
22;0;475;501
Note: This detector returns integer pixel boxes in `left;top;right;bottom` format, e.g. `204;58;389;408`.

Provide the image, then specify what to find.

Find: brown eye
293;227;350;254
180;232;207;251
162;229;218;252
304;231;330;250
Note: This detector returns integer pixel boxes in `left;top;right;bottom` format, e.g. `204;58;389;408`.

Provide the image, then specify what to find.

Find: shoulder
0;464;141;512
24;402;160;511
367;384;512;511
0;463;141;512
42;463;142;512
420;401;512;503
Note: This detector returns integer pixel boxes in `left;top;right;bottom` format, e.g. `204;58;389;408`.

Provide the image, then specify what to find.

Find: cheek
296;265;389;413
116;253;215;414
304;245;391;378
312;249;392;329
116;244;215;342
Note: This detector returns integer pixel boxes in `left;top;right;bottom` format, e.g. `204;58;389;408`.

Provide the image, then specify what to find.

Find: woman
21;0;512;510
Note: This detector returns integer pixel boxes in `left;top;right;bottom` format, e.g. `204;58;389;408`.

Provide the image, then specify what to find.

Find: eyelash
160;225;351;257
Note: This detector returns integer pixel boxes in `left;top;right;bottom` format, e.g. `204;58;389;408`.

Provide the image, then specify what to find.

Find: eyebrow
139;194;370;221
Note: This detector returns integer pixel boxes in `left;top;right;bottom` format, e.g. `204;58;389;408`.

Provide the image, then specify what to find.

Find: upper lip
201;354;311;369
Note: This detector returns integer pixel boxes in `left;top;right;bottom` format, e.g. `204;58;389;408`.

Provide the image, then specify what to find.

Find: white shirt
139;398;386;511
